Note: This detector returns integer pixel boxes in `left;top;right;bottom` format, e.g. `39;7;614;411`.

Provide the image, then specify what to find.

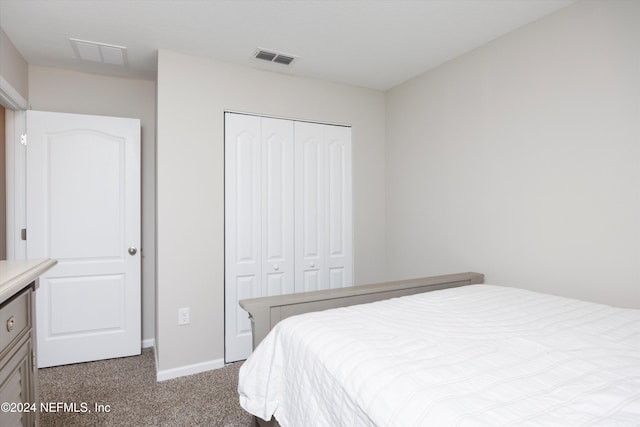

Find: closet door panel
235;130;261;275
329;268;346;289
224;113;262;362
262;118;294;296
235;276;257;334
295;122;326;292
326;126;353;288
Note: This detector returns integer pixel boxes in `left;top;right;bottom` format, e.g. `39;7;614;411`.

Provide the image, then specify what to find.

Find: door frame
0;76;28;261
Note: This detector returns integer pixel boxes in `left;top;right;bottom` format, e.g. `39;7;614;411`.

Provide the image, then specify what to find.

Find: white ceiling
0;0;576;91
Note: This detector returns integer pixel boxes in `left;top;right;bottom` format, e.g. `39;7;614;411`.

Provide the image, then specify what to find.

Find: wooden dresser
0;259;57;427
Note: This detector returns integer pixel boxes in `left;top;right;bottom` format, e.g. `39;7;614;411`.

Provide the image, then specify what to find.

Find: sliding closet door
295;122;352;292
224;113;294;362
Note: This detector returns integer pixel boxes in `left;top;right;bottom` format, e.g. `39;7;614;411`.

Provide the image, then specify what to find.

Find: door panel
47;131;123;259
234;129;261;271
26;110;140;368
329;268;345;289
261;118;294;297
235;276;256;336
326;126;353;288
48;275;125;334
225;113;261;362
295;122;326;292
225;114;295;362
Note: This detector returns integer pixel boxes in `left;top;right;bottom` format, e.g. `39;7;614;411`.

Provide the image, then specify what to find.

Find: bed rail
239;271;484;349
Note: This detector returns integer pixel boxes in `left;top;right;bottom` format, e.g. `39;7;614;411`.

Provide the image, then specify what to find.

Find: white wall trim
224;109;351;128
1;75;29;261
5;110;27;260
0;76;28;110
142;338;155;349
156;357;225;382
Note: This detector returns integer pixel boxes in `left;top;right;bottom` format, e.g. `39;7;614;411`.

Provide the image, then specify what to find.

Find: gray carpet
38;348;255;427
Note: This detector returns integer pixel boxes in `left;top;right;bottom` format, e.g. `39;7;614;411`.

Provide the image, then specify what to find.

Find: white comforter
238;285;640;426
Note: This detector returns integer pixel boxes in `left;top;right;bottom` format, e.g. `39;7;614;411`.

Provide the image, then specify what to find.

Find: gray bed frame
240;271;484;349
239;271;484;426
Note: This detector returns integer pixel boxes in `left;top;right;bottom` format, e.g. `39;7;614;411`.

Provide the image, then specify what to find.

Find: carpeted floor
38;348;255;426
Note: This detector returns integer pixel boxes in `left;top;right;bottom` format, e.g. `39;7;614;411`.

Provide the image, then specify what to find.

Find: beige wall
156;50;386;371
0;28;28;102
28;66;157;341
385;0;640;308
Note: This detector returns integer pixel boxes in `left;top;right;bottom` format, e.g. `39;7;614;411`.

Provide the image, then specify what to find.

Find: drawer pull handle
6;316;15;332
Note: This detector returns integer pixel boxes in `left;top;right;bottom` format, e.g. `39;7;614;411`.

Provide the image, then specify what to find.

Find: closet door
295;122;352;292
225;113;294;362
294;122;326;291
225;113;262;362
225;113;351;361
325;125;353;288
261;118;295;297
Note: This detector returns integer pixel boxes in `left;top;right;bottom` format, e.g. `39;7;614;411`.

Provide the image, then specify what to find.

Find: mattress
238;285;640;426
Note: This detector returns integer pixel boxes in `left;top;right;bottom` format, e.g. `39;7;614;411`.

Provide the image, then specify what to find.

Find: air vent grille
255;50;277;62
272;54;295;65
254;48;297;66
70;38;128;66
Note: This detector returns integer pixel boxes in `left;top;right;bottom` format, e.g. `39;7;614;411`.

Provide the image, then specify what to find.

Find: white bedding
238;285;640;426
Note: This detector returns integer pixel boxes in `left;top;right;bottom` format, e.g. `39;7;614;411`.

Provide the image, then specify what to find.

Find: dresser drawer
0;288;31;356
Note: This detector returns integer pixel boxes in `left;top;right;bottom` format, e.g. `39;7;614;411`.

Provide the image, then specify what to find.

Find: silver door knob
273;264;279;270
310;262;315;268
128;246;138;256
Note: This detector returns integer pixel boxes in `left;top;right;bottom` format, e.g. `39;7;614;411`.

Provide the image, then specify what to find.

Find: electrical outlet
178;307;190;325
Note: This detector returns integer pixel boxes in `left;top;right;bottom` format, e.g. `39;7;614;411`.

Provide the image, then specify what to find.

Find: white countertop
0;259;57;303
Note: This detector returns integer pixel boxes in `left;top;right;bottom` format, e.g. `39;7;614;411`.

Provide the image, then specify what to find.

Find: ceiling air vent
70;38;128;66
254;48;297;66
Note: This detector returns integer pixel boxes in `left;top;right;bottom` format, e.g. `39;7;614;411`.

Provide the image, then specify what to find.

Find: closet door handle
273;264;279;271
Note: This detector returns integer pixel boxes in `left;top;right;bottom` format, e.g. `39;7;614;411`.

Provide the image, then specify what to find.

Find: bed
238;274;640;426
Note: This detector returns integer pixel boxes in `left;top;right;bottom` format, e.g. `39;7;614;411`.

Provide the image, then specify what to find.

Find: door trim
0;75;29;110
5;109;27;260
1;75;28;261
223;109;351;129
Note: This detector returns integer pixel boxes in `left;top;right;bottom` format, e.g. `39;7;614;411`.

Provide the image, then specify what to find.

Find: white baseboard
142;338;224;381
155;357;225;382
142;338;155;349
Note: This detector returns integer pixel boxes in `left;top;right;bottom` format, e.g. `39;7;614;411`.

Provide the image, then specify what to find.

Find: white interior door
294;122;326;291
225;113;262;363
224;113;295;362
26;110;141;368
261;118;295;297
295;122;352;292
325;124;353;288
